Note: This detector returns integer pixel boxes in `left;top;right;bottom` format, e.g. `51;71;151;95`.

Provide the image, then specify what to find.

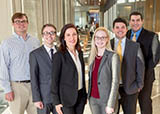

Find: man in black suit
110;17;145;114
29;24;57;114
127;11;160;114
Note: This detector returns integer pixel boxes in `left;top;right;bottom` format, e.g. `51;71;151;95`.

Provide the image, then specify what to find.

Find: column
0;0;13;42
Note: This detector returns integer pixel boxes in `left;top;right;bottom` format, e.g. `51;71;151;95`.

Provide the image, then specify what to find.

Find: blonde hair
89;27;112;65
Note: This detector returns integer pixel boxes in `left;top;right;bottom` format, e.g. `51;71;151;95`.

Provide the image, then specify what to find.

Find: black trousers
117;87;138;114
61;89;86;114
138;78;153;114
37;103;57;114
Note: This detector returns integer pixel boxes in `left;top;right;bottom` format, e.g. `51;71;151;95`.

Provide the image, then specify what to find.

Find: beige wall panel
23;0;43;41
0;0;13;42
144;0;154;31
155;0;160;32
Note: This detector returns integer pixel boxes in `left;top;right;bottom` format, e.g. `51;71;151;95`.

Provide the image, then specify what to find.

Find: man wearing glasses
29;24;57;114
0;12;40;114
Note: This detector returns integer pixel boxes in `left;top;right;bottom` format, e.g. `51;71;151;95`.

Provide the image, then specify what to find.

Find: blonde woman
88;27;120;114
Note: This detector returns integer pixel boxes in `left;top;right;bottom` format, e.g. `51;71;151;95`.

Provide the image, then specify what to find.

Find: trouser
37;103;57;114
9;82;37;114
61;89;86;114
89;97;117;114
117;87;138;114
138;79;153;114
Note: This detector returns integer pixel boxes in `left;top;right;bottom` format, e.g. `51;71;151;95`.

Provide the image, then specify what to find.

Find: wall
0;0;13;42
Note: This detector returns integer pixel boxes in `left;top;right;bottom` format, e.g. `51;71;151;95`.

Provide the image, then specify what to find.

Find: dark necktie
50;49;54;61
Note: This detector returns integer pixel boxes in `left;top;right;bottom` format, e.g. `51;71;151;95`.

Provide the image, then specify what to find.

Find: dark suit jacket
111;38;145;95
29;45;55;104
51;50;87;107
127;28;160;81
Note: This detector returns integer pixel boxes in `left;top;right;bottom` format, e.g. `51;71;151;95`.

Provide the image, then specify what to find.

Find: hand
105;106;114;114
5;91;14;101
34;101;44;109
138;88;141;92
55;104;63;114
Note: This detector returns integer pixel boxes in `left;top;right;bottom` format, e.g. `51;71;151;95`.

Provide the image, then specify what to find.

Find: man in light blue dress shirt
0;12;40;114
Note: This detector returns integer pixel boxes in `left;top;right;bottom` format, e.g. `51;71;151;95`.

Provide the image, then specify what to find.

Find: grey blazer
88;50;120;109
111;38;145;95
29;45;56;104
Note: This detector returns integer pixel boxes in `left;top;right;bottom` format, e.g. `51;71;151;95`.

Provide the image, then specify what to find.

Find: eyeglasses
43;31;56;36
95;36;107;41
14;20;28;24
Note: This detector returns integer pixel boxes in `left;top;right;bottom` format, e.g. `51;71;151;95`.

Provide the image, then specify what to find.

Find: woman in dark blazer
51;24;87;114
88;27;120;114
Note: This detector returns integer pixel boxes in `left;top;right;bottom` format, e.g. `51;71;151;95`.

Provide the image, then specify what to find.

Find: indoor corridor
1;0;160;114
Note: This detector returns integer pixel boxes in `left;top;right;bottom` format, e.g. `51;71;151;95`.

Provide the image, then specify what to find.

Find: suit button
98;82;100;85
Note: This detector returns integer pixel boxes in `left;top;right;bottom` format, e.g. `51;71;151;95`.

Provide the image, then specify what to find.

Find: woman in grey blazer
88;27;120;114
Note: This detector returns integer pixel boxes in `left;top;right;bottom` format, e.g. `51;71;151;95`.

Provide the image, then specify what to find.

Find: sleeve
107;53;120;108
51;52;62;105
136;44;145;89
151;34;160;67
0;41;12;93
29;52;41;102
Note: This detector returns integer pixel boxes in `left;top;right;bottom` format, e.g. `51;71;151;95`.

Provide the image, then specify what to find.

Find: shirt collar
67;49;79;57
44;44;56;53
13;32;30;41
115;37;126;44
131;27;142;37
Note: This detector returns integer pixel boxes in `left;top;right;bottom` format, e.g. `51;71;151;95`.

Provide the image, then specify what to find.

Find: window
117;0;126;4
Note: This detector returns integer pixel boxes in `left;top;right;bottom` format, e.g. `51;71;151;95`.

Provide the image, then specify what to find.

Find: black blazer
111;38;145;95
127;28;160;81
51;50;87;107
29;45;55;104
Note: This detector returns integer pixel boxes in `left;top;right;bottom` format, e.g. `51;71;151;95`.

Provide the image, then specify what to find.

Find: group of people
0;11;160;114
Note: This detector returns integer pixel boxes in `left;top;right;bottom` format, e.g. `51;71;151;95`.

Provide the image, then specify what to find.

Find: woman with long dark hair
51;24;87;114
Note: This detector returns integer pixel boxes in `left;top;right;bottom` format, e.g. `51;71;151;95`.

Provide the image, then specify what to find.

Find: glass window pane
128;0;135;2
117;0;126;4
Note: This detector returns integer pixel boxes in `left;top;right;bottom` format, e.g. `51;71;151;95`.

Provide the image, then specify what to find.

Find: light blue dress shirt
131;28;142;41
0;33;40;93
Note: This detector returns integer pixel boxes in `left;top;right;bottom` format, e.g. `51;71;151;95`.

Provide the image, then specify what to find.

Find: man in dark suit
29;24;57;114
111;17;145;114
127;11;160;114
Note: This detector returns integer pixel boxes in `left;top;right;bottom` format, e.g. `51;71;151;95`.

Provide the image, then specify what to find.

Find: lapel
137;28;145;42
88;50;109;80
78;51;84;69
121;39;129;73
65;50;77;70
98;50;109;79
110;39;114;50
89;60;94;80
41;45;52;64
